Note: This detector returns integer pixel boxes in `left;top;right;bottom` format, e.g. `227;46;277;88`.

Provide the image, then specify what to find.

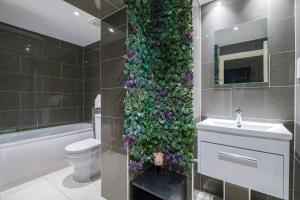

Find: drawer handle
218;151;258;168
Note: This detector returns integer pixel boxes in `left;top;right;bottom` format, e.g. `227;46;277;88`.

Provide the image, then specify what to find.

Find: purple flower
123;49;137;60
154;90;168;99
124;79;136;90
163;150;181;165
123;133;135;149
165;112;173;122
185;71;193;85
129;160;143;171
183;31;193;45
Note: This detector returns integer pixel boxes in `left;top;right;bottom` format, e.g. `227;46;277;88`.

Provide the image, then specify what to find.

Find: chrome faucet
235;107;242;128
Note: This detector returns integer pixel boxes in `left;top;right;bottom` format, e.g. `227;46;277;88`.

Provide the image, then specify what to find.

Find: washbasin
197;118;293;141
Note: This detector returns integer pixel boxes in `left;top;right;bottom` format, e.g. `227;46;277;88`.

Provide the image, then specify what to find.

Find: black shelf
131;168;187;200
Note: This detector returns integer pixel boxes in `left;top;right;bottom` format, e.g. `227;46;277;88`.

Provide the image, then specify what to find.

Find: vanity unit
197;118;293;200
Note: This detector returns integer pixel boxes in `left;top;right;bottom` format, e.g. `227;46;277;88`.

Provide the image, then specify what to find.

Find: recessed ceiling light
108;28;115;33
216;1;222;6
233;26;239;31
74;11;79;16
25;47;30;51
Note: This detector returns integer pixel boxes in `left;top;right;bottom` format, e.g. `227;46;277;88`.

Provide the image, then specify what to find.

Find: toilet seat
65;138;100;154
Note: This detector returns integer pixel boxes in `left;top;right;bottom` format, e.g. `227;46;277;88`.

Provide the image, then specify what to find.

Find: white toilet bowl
65;114;101;183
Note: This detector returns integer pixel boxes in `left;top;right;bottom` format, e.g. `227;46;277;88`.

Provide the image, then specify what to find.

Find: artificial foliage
123;0;195;171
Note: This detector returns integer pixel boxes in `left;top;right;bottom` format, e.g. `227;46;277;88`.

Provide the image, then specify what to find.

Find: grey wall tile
0;72;42;92
102;116;124;149
0;22;19;37
84;93;97;108
231;87;294;120
21;57;61;77
101;88;125;118
268;16;295;54
84;64;101;80
0;92;20;111
42;78;77;93
20;30;60;47
269;0;294;20
201;89;231;117
225;182;249;200
76;80;84;93
270;51;295;86
251;190;267;200
201;175;224;197
43;45;77;65
101;38;126;61
0;33;42;58
101;7;127;28
0;52;20;73
21;92;61;110
62;64;83;80
201;63;214;89
84;106;92;122
101;58;125;88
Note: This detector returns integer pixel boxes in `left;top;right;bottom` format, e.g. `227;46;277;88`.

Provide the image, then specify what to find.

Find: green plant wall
123;0;195;171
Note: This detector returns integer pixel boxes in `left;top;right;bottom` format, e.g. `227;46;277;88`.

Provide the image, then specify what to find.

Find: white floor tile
1;167;102;200
44;167;101;200
1;178;68;200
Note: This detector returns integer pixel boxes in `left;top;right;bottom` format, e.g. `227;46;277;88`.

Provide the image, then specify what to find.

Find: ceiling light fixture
108;28;115;33
74;11;79;16
233;26;239;31
25;47;30;51
216;1;222;6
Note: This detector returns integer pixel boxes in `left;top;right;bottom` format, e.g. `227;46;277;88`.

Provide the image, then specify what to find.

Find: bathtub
0;123;93;191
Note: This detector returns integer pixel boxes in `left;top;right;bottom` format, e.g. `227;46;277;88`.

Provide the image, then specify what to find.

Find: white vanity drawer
199;142;284;198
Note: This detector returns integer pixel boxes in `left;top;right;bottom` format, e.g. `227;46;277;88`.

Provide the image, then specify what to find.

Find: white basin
197;118;293;141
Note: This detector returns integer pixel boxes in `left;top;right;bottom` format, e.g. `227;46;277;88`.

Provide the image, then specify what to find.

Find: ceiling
198;0;215;5
0;0;124;47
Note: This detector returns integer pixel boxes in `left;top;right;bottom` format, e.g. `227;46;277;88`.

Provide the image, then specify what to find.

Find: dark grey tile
21;92;61;110
0;22;19;37
84;93;97;108
225;182;249;200
0;72;42;92
251;190;267;200
106;0;126;9
61;41;82;51
269;0;294;20
84;64;100;80
201;62;214;89
201;175;224;197
62;93;83;107
102;7;127;29
62;64;83;80
270;51;295;86
297;14;300;49
43;45;77;65
267;195;282;200
101;38;126;60
84;41;100;54
269;16;295;54
39;108;78;127
232;87;294;120
295;86;300;121
101;24;127;47
0;92;20;111
201;89;231;117
101;58;125;88
84;79;100;94
102;116;124;149
21;57;61;77
77;80;84;93
20;29;60;47
0;52;20;73
84;106;92;121
101;88;124;118
0;33;42;58
84;50;100;66
294;157;300;199
43;78;77;93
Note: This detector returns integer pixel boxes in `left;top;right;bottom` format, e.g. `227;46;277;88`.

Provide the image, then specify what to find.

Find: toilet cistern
235;107;242;128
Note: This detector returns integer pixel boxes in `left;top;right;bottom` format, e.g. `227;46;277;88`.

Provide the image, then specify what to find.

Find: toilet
65;114;101;183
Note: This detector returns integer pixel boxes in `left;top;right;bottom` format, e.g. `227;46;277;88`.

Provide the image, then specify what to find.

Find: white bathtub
0;123;93;191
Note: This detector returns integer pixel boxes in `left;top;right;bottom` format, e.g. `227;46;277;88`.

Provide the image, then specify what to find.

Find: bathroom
0;0;299;200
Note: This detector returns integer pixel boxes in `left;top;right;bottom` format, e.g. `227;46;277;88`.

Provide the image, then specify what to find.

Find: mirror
214;18;268;85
